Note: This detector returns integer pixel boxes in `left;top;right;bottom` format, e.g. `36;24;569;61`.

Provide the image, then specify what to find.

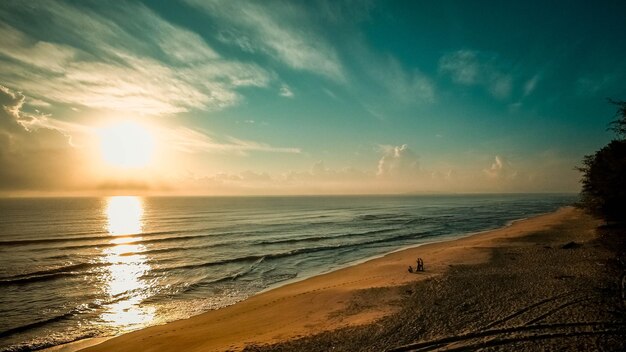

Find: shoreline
40;209;549;352
74;206;579;352
249;210;548;297
247;205;625;351
43;208;548;352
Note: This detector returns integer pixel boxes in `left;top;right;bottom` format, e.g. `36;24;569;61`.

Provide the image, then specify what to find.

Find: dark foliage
579;100;626;222
608;99;626;139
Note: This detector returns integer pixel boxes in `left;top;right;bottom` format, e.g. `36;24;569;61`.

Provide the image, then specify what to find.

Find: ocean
0;194;576;351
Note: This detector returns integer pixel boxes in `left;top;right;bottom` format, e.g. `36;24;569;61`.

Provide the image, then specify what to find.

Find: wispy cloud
439;50;513;99
186;0;346;82
575;75;615;96
162;126;301;155
27;98;51;108
190;0;436;112
346;42;436;117
374;57;435;104
523;74;540;97
0;2;271;114
0;23;75;73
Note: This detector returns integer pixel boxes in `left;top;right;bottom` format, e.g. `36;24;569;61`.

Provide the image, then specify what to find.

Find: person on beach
416;258;424;271
408;265;414;273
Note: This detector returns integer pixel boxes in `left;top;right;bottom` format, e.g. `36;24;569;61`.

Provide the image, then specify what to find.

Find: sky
0;0;625;196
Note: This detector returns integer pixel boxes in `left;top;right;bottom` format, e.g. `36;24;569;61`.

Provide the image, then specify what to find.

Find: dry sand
81;206;625;352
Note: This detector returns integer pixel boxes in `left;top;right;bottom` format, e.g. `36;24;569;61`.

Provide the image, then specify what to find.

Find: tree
608;99;626;138
579;100;626;223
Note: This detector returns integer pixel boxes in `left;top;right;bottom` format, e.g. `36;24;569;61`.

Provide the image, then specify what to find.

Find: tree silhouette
608;99;626;138
579;99;626;222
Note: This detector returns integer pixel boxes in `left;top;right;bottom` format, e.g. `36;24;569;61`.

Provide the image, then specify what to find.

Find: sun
98;121;155;168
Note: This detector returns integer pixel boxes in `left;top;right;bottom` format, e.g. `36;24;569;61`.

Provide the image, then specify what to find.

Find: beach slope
83;206;624;351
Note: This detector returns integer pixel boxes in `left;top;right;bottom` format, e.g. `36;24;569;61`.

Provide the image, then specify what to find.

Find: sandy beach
73;206;625;351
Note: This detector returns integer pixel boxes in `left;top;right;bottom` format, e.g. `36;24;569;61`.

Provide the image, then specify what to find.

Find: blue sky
0;0;624;195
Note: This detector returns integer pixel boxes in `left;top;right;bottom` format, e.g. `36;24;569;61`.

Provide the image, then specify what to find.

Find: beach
1;195;573;351
73;206;624;351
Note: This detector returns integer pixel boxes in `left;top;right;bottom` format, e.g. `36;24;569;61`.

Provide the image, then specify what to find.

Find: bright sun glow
106;196;143;236
99;121;155;168
106;196;144;235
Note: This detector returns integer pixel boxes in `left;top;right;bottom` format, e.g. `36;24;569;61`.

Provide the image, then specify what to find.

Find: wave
0;227;242;247
0;235;109;246
30;222;381;254
154;229;434;273
254;227;401;246
4;218;411;253
123;227;397;258
21;234;231;254
179;257;266;295
0;262;106;286
404;217;431;225
0;303;94;340
1;227;439;287
18;226;303;253
119;240;235;257
355;213;410;221
0;332;99;352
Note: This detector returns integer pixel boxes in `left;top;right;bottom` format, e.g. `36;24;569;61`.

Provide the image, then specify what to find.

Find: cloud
153;146;580;196
167;144;583;195
279;84;294;98
186;0;345;82
0;82;300;194
0;23;76;73
0;2;271;114
439;50;513;99
311;160;329;176
341;41;435;117
206;0;433;111
523;74;540;96
28;98;51;108
373;57;435;104
575;75;614;96
0;85;86;136
322;88;339;100
0;85;85;191
284;160;368;182
483;155;517;180
277;161;372;194
377;144;421;178
180;170;282;196
162;126;301;155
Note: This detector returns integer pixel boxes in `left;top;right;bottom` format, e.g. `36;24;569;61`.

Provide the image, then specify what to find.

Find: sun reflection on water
106;196;144;235
101;196;155;330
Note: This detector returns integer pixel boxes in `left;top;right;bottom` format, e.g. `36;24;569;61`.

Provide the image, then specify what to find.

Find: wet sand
82;206;625;351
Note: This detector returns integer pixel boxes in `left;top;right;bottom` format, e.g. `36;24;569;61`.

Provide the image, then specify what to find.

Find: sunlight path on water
100;196;154;331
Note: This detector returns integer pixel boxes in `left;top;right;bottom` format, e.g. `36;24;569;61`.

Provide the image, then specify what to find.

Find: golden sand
81;207;580;352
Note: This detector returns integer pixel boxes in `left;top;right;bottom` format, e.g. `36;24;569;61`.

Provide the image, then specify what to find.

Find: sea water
0;194;576;351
